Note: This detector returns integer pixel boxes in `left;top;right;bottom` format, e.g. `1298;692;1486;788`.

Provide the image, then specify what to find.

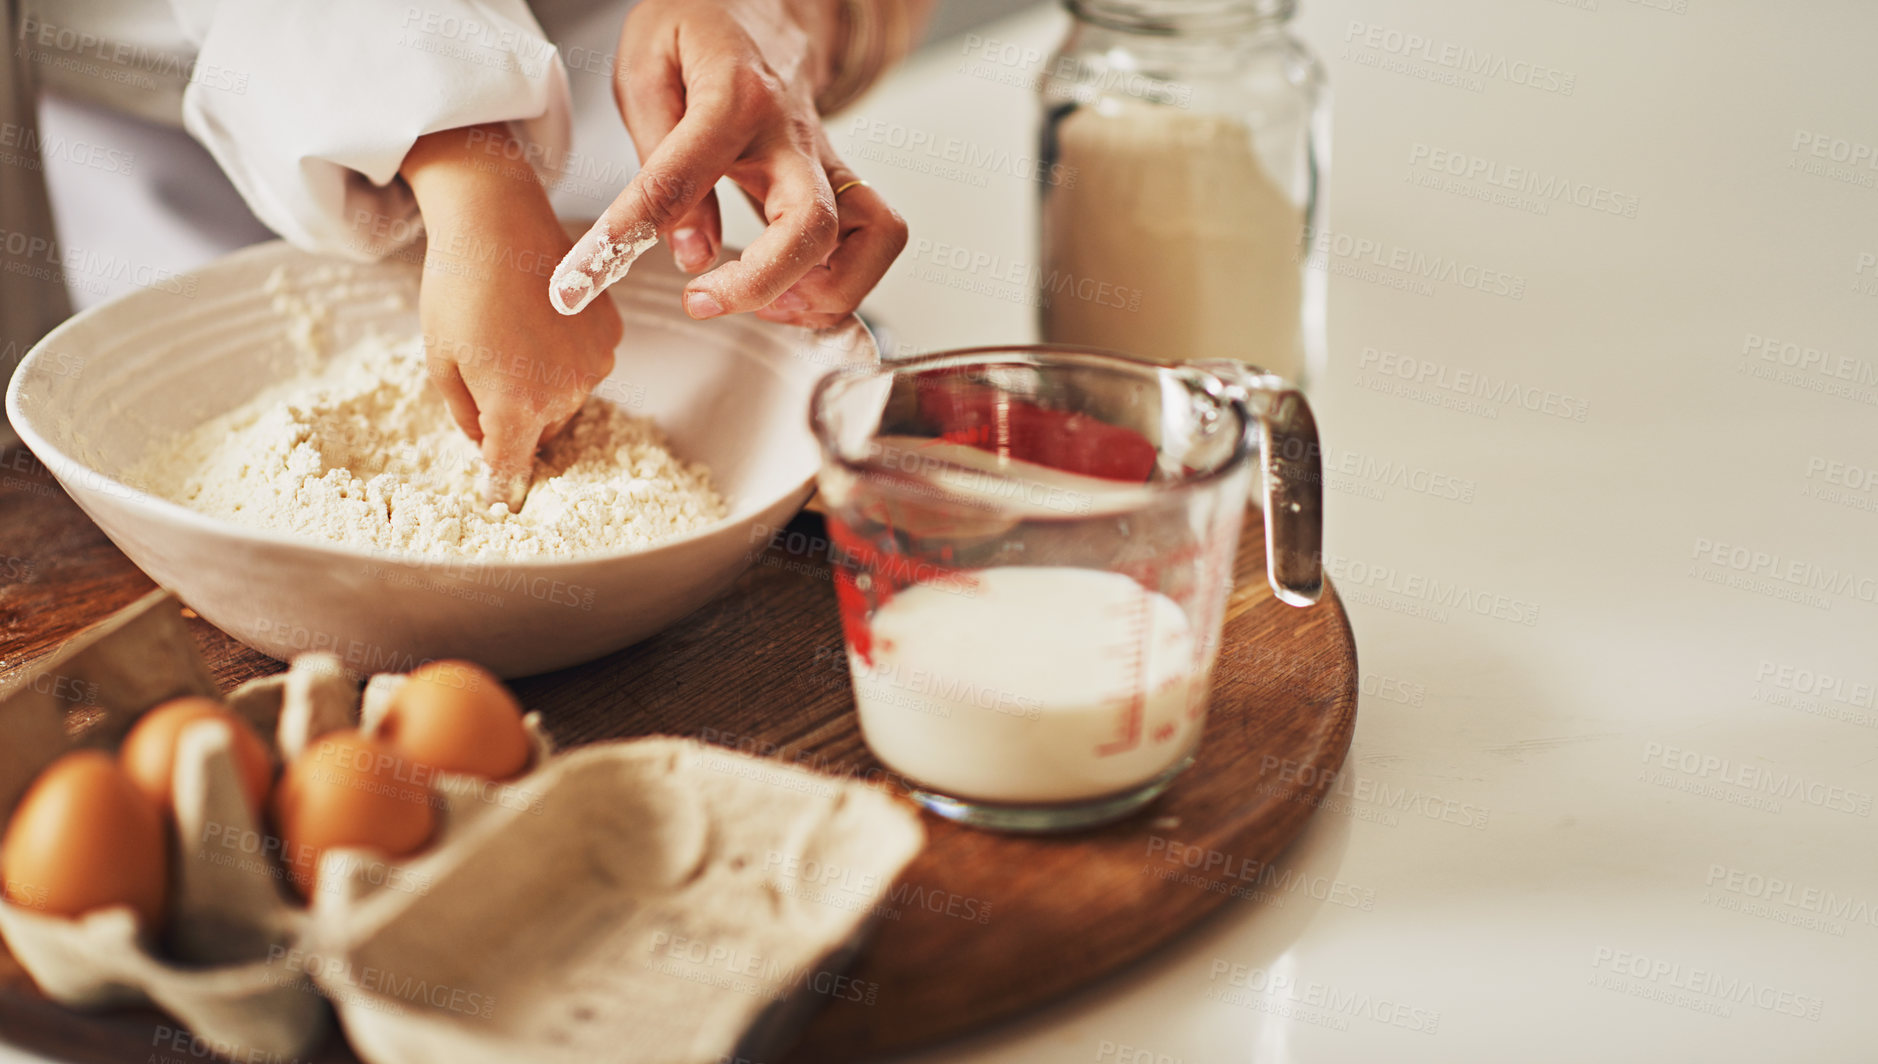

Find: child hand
401;125;624;508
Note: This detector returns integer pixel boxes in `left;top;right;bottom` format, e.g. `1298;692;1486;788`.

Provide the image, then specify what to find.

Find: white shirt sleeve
174;0;572;260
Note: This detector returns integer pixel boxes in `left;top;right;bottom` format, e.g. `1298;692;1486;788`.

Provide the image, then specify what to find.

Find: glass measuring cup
810;347;1324;832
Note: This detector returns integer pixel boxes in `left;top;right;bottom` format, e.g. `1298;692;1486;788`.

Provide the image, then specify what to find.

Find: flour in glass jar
138;333;728;560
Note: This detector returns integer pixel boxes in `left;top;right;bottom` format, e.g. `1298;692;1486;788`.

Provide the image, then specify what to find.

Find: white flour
550;223;659;315
139;333;728;560
1041;104;1305;382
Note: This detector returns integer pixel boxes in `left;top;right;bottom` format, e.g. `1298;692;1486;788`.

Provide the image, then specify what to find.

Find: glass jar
1038;0;1328;388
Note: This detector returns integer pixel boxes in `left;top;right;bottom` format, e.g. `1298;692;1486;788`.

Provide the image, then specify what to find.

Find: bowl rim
4;238;876;571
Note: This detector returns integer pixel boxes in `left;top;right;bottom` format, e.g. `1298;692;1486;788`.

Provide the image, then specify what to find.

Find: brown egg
380;660;530;780
120;697;273;815
2;751;167;928
272;731;435;898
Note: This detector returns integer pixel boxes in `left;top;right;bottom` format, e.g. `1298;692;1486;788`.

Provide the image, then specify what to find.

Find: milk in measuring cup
849;566;1206;804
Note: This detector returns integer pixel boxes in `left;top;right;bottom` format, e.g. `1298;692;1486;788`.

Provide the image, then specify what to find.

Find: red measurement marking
827;516;878;665
1152;722;1176;744
831;567;873;666
826;514;978;667
1095;590;1153;757
936;423;994;447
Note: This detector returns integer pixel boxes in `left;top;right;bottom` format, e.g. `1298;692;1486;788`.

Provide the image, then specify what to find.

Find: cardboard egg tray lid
0;592;927;1064
0;589;218;815
312;738;923;1064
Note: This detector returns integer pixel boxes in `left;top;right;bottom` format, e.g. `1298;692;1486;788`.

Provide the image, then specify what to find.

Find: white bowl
6;241;875;677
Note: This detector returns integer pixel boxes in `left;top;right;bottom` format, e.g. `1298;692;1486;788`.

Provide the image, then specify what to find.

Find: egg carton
0;592;926;1063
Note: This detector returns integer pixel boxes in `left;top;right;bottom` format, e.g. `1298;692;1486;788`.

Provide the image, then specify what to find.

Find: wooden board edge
790;580;1362;1060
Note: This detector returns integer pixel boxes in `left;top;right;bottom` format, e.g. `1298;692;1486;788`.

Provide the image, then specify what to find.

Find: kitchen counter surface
804;2;1876;1061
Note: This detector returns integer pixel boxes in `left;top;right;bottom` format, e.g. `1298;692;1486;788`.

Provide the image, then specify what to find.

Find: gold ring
833;178;869;197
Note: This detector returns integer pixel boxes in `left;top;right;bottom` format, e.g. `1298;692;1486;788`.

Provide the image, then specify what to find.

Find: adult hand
549;0;908;331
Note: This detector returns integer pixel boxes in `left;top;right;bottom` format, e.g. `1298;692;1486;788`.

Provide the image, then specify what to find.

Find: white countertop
796;2;1877;1061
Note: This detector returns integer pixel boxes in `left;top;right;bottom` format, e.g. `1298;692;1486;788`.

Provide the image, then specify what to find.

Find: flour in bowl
139;333;729;559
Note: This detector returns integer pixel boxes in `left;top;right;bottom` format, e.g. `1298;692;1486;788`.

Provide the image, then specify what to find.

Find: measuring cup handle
1196;362;1324;607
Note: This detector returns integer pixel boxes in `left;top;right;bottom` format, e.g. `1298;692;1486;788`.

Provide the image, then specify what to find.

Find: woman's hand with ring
552;0;909;331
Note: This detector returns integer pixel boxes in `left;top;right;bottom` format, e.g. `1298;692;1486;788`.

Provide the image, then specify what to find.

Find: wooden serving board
0;445;1358;1062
